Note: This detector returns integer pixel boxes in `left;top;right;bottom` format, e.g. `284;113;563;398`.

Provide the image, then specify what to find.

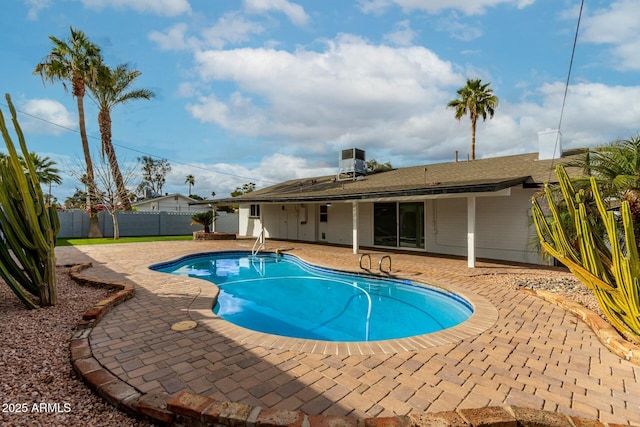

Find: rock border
68;262;628;426
522;289;640;366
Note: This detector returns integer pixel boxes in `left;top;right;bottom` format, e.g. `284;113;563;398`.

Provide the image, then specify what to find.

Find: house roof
132;193;199;206
204;151;583;205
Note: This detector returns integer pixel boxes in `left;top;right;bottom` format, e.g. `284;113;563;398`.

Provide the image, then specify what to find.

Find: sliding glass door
373;203;397;246
373;202;425;249
399;202;424;249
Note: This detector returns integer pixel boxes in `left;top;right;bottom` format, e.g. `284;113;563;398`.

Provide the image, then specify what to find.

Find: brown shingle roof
207;152;582;204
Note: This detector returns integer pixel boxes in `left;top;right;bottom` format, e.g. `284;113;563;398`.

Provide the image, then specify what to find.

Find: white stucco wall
238;205;261;237
238;189;546;264
134;196;209;212
426;187;544;264
240;203;318;241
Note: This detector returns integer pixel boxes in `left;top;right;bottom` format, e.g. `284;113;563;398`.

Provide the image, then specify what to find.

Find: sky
1;0;639;203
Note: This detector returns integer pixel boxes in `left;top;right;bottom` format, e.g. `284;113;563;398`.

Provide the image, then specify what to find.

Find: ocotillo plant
532;165;640;344
0;94;59;308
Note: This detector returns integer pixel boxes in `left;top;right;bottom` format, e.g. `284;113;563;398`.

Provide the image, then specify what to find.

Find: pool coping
177;251;499;355
66;261;631;427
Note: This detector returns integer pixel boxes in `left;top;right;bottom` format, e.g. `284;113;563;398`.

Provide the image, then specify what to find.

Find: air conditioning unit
338;148;366;180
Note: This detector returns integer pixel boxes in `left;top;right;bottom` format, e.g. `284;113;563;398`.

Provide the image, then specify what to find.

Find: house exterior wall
239;205;262;237
325;203;353;245
358;203;374;247
237;189;544;265
133;196;209;212
297;204;317;241
425;187;543;264
240;203;318;242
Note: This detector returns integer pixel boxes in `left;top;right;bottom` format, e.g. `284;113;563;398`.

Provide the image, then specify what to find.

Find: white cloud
255;153;336;183
383;20;417;46
358;0;534;16
357;0;393;15
189;35;460;151
201;12;265;49
149;23;200;51
163;154;336;198
580;0;640;71
77;0;191;16
436;12;483;41
19;99;76;135
244;0;309;26
24;0;50;20
149;13;265;52
184;33;640;166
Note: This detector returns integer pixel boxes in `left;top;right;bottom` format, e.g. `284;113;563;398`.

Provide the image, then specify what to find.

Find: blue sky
1;0;639;202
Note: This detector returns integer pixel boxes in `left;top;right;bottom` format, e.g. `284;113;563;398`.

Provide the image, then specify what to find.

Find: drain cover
171;320;197;331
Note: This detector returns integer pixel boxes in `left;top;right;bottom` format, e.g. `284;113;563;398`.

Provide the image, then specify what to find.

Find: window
249;204;260;218
320;205;328;222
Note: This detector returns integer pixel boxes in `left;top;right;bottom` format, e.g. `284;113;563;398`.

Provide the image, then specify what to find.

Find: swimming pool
151;251;473;342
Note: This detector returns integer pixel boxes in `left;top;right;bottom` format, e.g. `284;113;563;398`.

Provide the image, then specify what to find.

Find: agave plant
0;94;59;308
532;165;640;344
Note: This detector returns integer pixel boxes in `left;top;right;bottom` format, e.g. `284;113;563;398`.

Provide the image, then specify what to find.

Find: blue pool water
151;251;472;342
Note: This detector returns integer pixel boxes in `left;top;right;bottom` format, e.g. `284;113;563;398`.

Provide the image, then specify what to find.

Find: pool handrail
379;255;391;273
251;229;265;256
359;253;371;270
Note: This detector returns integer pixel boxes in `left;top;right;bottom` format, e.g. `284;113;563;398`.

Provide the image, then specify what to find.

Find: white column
352;202;359;254
260;204;265;244
467;196;476;268
210;205;217;233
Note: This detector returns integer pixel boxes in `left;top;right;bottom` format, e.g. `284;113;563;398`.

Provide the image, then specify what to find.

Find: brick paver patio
56;240;640;425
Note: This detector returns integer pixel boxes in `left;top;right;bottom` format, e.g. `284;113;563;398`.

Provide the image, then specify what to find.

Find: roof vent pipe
538;129;562;160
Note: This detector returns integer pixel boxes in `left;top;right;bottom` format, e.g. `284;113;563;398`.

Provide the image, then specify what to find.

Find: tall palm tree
88;63;155;211
20;152;62;205
447;79;498;160
185;174;195;196
34;26;103;237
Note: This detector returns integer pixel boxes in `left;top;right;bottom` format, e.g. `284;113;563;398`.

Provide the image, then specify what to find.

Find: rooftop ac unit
338;148;366;180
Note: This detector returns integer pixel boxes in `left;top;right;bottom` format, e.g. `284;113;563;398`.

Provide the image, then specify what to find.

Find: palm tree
191;211;213;233
20;152;62;205
185;174;195;196
571;135;640;246
34;26;103;237
447;79;498;160
88;63;155;211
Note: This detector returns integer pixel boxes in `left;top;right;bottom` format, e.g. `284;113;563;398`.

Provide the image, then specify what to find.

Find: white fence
57;210;239;238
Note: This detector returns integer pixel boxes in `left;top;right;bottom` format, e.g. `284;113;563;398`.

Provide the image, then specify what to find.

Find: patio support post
210;205;217;233
260;205;265;244
467;196;476;268
352;201;359;254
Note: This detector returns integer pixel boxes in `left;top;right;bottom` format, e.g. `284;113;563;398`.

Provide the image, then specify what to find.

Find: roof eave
200;177;529;205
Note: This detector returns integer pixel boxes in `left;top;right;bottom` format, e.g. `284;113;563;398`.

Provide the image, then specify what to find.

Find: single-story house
132;193;210;213
205;130;581;267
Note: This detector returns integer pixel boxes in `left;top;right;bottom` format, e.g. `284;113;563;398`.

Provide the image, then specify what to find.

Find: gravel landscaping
510;275;604;317
0;267;153;427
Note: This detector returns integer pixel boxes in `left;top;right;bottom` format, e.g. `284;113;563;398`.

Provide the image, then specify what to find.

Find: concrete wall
58;210;239;238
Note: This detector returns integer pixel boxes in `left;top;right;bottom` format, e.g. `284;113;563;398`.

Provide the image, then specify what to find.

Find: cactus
0;94;59;308
532;165;640;344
